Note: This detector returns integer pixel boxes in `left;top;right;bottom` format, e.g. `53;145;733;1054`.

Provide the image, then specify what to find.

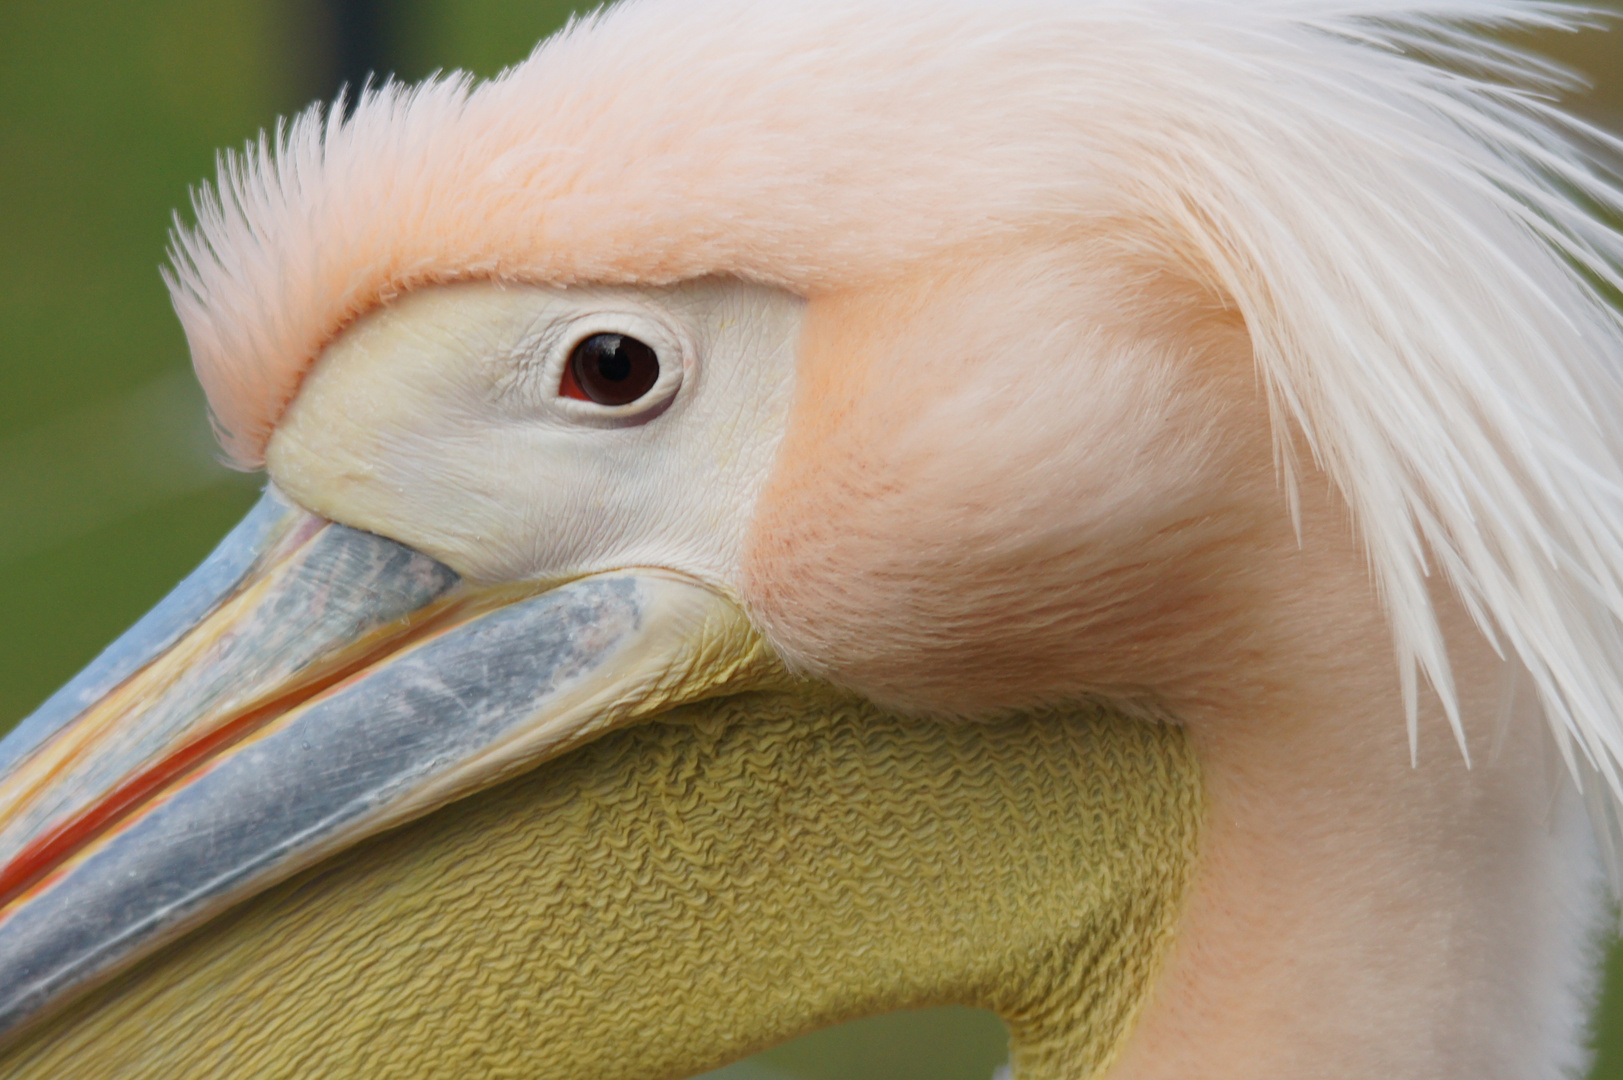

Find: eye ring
561;332;662;406
519;305;687;427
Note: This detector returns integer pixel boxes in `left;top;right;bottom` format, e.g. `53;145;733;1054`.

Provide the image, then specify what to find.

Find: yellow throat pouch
2;691;1202;1080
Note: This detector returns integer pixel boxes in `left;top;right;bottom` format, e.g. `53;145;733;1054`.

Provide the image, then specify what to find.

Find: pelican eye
561;332;661;406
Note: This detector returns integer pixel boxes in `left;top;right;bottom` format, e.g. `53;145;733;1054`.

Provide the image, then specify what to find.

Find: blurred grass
0;0;271;729
0;3;1621;1078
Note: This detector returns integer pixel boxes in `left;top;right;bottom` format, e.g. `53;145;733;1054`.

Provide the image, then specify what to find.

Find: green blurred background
0;3;1620;1078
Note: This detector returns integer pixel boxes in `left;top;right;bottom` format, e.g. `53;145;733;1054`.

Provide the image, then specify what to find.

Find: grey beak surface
0;487;711;1041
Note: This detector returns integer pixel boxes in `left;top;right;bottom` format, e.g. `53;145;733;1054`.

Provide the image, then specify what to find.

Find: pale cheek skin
274;401;665;585
268;280;803;591
265;288;533;575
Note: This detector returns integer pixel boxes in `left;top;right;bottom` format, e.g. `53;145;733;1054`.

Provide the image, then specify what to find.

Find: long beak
0;487;773;1038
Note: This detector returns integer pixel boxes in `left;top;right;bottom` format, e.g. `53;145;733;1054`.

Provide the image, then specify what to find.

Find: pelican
2;1;1622;1077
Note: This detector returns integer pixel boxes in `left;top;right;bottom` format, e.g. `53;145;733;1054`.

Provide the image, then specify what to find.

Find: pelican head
3;3;1623;1078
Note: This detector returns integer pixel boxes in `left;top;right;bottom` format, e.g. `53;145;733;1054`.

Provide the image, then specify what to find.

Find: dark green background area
0;4;1619;1078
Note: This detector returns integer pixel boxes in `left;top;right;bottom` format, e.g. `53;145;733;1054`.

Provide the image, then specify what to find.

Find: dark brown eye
560;332;661;406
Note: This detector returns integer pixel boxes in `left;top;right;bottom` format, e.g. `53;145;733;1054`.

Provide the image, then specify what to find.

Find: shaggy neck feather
1110;478;1608;1080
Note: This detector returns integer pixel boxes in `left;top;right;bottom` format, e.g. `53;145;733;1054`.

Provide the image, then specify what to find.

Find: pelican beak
0;486;773;1039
